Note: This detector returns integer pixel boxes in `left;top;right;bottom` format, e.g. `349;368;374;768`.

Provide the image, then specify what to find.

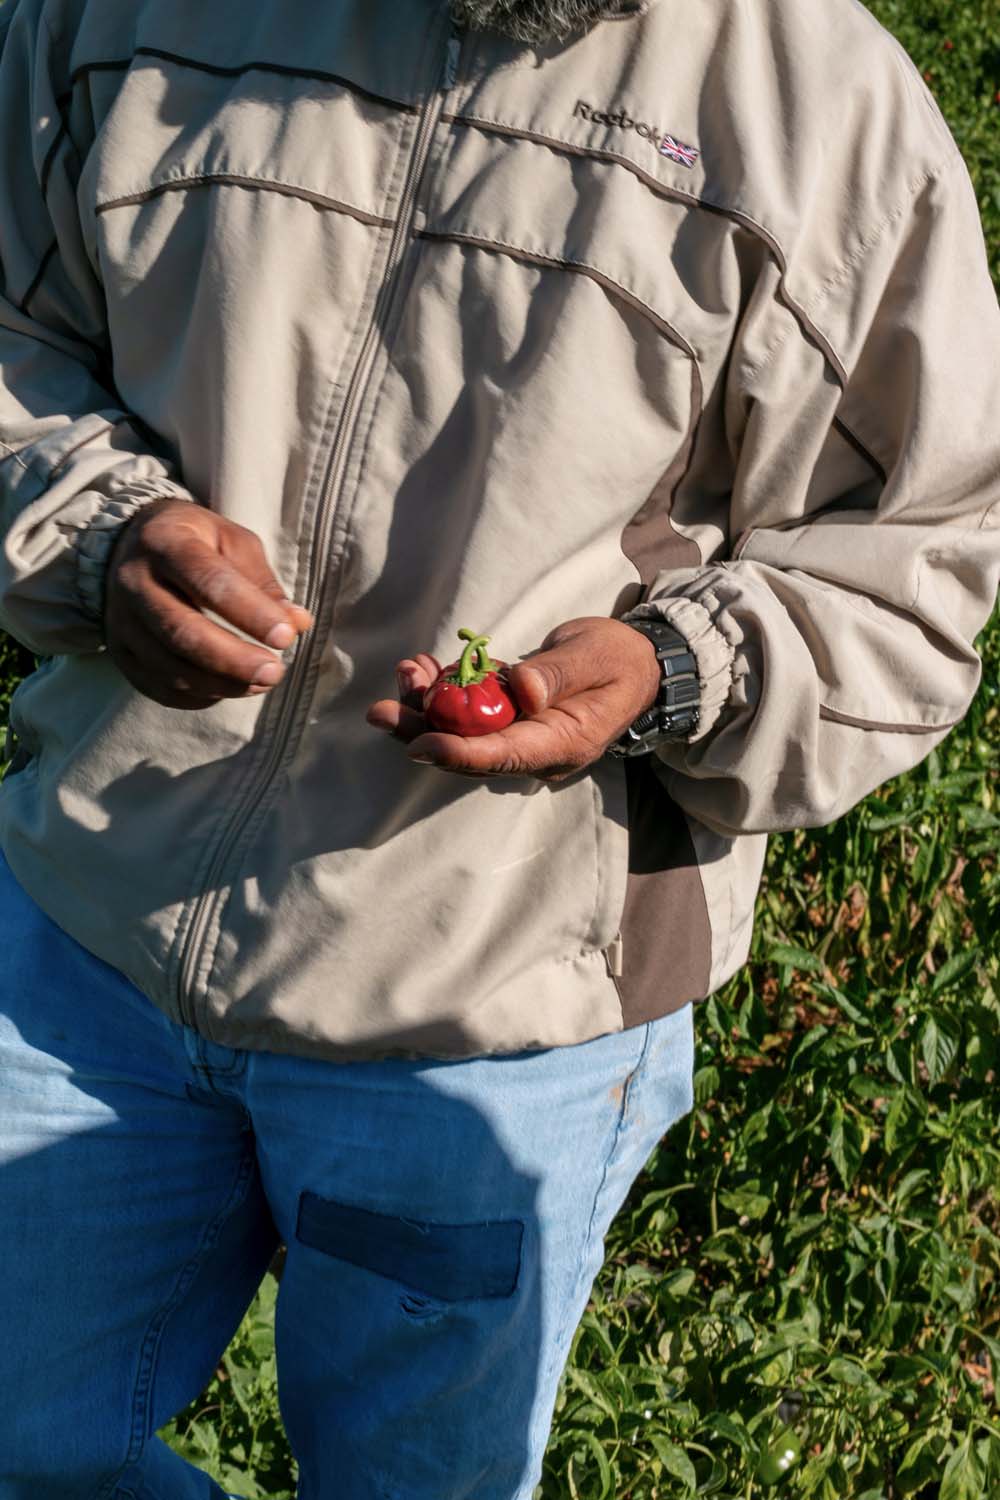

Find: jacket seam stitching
27;41;415;327
0;439;31;474
38;10;82;189
67;47;421;116
17;240;58;316
818;704;964;733
799;162;943;328
445;110;785;245
978;496;1000;530
43;417;119;485
741;333;889;490
831;416;887;486
18;15;82;314
738;312;800;384
95;172;394;228
418;227;698;358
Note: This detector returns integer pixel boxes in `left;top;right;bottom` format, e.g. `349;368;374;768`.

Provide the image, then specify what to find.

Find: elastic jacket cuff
622;589;736;743
74;477;193;630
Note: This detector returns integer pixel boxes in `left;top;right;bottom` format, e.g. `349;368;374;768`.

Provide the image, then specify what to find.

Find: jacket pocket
295;1191;523;1303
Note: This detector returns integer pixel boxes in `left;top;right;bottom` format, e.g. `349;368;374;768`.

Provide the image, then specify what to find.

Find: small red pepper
423;628;519;737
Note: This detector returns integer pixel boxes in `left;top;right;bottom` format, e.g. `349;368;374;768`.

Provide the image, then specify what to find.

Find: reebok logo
574;100;700;169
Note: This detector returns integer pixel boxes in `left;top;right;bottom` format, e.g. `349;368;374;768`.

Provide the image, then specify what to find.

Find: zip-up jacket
1;0;998;1059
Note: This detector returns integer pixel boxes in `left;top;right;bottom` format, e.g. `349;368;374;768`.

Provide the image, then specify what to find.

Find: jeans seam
581;1021;653;1258
92;1143;257;1500
540;1022;654;1402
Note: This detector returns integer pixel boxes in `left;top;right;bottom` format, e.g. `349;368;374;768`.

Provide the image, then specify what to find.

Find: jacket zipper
175;20;462;1027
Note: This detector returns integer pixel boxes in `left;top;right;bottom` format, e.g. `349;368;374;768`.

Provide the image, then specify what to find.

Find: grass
1;1;998;1496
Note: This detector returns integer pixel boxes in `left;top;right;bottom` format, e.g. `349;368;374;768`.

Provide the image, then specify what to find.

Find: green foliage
0;630;33;727
0;1;997;1496
869;0;1000;287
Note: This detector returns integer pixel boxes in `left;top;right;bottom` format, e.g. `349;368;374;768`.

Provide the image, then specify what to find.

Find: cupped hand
365;617;661;782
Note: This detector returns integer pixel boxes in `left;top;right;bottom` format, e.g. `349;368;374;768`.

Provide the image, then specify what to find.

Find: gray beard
448;0;644;46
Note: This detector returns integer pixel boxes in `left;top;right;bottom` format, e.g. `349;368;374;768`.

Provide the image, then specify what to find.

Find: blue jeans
0;848;694;1500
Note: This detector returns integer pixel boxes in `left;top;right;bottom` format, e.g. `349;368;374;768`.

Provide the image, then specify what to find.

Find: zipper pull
604;933;625;980
442;31;461;93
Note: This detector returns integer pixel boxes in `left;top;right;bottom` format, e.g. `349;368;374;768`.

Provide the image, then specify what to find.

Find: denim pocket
295;1191;523;1302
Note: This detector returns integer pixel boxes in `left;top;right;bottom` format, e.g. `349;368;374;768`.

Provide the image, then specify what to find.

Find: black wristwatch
606;617;701;758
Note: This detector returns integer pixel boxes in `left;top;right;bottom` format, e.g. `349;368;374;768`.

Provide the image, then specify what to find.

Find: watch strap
606;617;700;757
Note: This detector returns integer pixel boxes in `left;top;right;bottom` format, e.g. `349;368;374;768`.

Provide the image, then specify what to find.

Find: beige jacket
1;0;998;1059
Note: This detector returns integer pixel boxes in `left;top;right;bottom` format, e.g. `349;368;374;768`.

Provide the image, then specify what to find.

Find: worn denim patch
295;1191;523;1302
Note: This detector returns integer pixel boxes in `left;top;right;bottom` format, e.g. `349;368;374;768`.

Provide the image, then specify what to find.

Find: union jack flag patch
659;134;700;169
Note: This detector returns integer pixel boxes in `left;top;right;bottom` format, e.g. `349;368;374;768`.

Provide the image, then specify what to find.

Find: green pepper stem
455;628;500;687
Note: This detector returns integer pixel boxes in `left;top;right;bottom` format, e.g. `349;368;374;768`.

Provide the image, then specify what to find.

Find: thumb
508;633;604;715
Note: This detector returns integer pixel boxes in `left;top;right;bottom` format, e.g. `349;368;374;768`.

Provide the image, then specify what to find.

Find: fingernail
266;622;296;650
396;668;413;695
253;662;284;686
409;753;435;765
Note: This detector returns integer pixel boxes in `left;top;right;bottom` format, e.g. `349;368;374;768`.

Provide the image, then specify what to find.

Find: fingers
366;653;444;739
109;610;285;709
365;699;428;741
105;505;316;706
155;528;311;649
394;654;442;709
404;699;612;781
109;567;295;695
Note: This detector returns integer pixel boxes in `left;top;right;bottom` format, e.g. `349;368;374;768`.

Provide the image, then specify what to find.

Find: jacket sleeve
625;144;1000;838
0;0;194;658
